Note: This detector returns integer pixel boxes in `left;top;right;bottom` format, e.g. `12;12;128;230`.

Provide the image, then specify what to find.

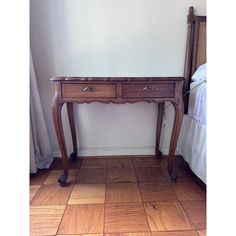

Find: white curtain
30;54;53;173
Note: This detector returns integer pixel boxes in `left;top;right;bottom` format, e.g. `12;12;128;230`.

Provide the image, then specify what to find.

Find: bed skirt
177;115;206;183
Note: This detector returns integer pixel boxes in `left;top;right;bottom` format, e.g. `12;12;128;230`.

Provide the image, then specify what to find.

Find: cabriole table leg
52;99;69;187
168;99;184;182
155;102;165;159
67;102;78;161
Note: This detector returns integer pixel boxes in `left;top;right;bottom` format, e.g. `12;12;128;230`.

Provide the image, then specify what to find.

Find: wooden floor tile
151;231;198;236
57;234;103;236
106;233;151;236
30;170;50;185
135;167;169;184
43;169;78;185
144;201;193;231
30;156;206;236
161;169;193;184
132;158;161;167
68;184;106;204
58;204;104;234
81;159;107;168
50;158;82;170
77;168;106;184
30;185;41;201
181;201;206;230
107;158;133;168
31;185;73;205
104;203;150;233
107;168;137;183
197;230;206;236
172;182;206;201
106;183;142;203
139;183;178;201
30;205;65;236
159;158;168;167
69;159;83;169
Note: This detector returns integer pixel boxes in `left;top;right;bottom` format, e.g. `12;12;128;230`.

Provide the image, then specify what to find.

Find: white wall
30;0;206;157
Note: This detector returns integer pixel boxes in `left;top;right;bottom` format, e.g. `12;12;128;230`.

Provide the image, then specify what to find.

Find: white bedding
177;115;206;183
188;80;207;125
177;63;207;183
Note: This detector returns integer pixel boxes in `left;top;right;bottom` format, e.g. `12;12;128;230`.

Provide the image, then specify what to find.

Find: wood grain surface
151;231;198;236
58;204;104;234
181;201;206;230
81;159;107;168
68;184;106;204
197;230;206;236
172;182;206;201
30;156;206;235
105;233;151;236
104;203;150;233
30;170;50;185
30;185;41;201
107;158;133;168
139;183;178;201
132;158;161;167
31;185;73;205
62;83;116;98
30;205;65;236
144;201;193;231
107;168;137;183
135;167;169;184
77;168;107;184
106;183;142;203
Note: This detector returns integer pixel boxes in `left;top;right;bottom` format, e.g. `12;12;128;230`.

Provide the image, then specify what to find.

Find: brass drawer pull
82;86;98;92
142;86;158;92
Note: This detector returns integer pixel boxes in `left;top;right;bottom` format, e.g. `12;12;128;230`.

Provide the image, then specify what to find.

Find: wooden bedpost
183;6;195;114
183;7;207;114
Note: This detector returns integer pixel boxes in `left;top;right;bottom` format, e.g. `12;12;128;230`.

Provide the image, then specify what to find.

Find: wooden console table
51;77;184;186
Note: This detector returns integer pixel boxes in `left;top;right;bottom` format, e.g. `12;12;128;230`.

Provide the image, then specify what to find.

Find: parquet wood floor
30;156;206;236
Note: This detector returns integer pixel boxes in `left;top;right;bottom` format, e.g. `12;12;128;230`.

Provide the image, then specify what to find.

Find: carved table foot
70;152;78;161
58;174;68;187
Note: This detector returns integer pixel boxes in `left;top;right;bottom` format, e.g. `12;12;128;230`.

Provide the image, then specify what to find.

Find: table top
50;76;184;82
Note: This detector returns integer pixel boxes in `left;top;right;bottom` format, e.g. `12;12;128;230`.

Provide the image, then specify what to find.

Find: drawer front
62;83;116;98
122;83;175;98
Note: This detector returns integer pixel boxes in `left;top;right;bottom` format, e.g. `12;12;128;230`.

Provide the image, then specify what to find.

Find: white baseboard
53;145;170;157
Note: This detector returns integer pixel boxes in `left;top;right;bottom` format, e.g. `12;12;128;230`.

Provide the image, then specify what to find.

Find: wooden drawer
122;83;175;98
62;83;116;98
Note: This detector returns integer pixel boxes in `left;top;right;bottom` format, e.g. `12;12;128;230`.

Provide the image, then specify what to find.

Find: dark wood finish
66;102;78;160
122;83;175;98
183;7;195;111
183;7;206;113
51;77;184;186
155;102;164;158
62;83;116;98
51;76;183;81
168;96;184;181
52;82;69;185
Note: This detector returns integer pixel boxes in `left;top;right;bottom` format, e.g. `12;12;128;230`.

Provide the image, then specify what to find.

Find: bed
177;7;206;184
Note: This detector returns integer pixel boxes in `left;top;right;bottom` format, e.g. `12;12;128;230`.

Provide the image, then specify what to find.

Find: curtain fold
30;54;53;173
